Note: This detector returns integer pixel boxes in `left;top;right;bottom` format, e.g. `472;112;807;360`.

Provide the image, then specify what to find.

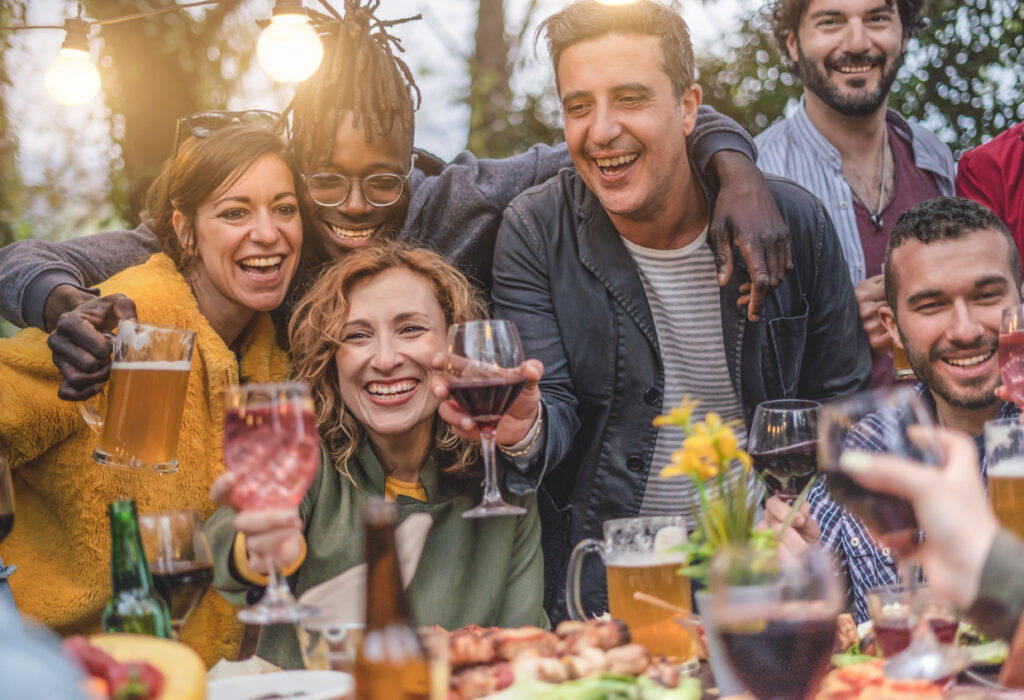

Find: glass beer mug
566;515;697;672
985;418;1024;541
80;320;195;473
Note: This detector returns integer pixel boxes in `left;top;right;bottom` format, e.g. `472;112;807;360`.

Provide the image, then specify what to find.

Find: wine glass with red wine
747;400;820;502
0;457;13;545
223;381;321;624
139;510;213;639
1000;305;1024;406
712;545;842;700
445;320;528;518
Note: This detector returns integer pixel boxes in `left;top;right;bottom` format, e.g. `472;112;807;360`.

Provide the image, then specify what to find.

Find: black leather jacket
492;169;871;621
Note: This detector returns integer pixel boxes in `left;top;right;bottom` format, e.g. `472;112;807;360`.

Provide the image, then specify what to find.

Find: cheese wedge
90;634;206;700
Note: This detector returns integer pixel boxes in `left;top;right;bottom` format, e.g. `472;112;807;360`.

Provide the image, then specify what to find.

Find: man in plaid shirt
769;197;1023;621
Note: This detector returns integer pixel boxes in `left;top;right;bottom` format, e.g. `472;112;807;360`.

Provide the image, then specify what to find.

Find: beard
902;330;1001;411
795;42;903;117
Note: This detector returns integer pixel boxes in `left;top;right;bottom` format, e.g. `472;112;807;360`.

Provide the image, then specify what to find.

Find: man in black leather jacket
489;0;872;621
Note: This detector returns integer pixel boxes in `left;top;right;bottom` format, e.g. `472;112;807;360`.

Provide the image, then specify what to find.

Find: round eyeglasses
303;157;415;208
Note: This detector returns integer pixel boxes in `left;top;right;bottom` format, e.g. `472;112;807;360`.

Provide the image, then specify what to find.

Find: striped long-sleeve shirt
809;383;1019;621
755;99;956;286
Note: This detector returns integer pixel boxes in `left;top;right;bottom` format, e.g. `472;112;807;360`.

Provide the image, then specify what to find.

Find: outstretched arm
0;225;158;329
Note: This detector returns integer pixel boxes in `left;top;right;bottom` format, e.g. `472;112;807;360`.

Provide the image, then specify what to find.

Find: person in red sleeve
957;122;1024;255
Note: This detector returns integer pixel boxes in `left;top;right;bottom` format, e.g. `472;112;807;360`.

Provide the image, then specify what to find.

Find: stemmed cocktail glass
223;381;321;624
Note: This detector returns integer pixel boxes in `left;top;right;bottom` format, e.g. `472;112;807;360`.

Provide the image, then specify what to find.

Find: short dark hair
143;125;297;275
284;0;421;172
537;0;695;100
884;196;1022;310
767;0;927;64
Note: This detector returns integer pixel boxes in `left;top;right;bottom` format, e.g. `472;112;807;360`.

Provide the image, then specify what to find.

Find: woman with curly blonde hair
206;241;547;668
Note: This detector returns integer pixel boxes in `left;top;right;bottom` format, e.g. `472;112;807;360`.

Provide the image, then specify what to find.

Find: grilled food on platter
438;619;683;700
816;660;944;699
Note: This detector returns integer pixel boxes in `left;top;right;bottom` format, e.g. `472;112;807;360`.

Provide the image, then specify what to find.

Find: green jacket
207;442;546;668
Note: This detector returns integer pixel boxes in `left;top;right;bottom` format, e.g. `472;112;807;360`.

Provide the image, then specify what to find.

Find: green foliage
696;0;1024;155
0;1;25;249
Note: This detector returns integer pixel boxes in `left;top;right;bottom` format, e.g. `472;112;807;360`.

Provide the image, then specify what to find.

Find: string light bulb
44;18;100;105
257;0;323;83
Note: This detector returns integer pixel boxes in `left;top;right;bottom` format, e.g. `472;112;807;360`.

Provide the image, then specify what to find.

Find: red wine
750;440;818;498
151;561;213;624
824;471;918;540
1000;331;1024;406
0;512;12;544
448;379;525;430
875;617;958;657
719;615;837;700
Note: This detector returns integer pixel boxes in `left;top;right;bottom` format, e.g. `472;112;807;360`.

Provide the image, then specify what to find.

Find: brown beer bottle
354;500;431;700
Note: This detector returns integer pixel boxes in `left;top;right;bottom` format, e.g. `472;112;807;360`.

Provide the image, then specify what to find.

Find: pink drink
999;331;1024;406
224;403;320;510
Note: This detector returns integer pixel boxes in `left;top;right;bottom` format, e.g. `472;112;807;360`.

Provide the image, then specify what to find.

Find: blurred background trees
1;0;1021;249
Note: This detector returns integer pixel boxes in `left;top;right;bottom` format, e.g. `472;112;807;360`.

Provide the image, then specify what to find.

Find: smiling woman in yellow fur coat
0;124;301;666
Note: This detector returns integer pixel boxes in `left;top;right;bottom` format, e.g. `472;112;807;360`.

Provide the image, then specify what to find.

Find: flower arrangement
654;397;776;585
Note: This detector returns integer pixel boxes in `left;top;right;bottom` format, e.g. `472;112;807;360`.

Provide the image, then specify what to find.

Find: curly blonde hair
288;241;486;480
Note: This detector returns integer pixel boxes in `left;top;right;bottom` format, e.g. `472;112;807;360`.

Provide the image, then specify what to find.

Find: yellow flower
653;397;701;429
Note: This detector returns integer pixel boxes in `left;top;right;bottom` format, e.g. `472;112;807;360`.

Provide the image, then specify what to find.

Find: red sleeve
957;148;1005;219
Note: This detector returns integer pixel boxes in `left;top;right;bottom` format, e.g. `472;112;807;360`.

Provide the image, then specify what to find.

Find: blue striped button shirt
755;99;956;285
809;383;1020;622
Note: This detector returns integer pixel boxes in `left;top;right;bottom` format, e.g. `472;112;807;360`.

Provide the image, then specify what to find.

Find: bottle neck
363;504;415;629
108;500;154;593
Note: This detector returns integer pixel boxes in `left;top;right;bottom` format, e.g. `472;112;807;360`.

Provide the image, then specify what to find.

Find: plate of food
831;618;1010;671
434;619;700;699
207;670;353;700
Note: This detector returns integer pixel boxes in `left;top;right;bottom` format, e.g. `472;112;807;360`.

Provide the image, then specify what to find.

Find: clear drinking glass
138;510;213;638
79;320;195;473
747;400;821;502
712;545;842;700
444;320;527;518
566;516;696;673
868;584;959;658
223;381;321;624
0;457;13;545
999;305;1024;406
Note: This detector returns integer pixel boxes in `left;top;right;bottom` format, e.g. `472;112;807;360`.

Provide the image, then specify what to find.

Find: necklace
846;128;889;230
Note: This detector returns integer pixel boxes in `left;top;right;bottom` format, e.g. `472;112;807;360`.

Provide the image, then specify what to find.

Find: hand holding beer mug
566;516;697;673
79;320;195;473
984;418;1024;540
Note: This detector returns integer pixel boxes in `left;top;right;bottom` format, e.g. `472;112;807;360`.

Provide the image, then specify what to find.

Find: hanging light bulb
44;18;101;106
257;0;324;84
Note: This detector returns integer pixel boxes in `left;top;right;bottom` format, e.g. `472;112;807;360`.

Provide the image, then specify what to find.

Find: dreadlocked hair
283;0;422;171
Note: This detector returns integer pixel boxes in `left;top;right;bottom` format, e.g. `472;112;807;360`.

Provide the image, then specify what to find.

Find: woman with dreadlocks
2;0;788;400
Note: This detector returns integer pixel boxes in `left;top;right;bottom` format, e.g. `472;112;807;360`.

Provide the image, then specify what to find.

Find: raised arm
0;225;159;329
490;202;580;494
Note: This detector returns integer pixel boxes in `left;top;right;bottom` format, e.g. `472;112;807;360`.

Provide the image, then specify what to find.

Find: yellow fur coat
0;254;291;666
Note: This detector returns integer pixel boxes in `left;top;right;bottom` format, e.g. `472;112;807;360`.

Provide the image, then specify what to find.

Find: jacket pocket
767;297;809;397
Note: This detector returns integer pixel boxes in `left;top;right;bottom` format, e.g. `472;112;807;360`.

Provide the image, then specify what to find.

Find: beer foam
989;458;1024;478
111;361;191;371
607;551;686;566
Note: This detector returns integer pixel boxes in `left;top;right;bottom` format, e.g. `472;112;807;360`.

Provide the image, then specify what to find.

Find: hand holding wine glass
138;510;213;638
442;320;530;518
223;381;321;624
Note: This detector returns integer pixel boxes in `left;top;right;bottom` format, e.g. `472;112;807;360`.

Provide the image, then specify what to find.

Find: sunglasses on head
172;110;283;157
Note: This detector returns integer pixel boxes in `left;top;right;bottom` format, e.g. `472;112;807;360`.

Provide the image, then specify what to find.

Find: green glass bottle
101;499;172;638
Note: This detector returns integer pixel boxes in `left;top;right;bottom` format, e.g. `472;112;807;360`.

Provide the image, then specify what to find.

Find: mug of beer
566;516;697;672
80;320;195;473
985;418;1024;540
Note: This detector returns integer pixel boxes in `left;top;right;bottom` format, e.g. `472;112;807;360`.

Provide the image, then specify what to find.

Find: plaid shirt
810;383;1020;621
